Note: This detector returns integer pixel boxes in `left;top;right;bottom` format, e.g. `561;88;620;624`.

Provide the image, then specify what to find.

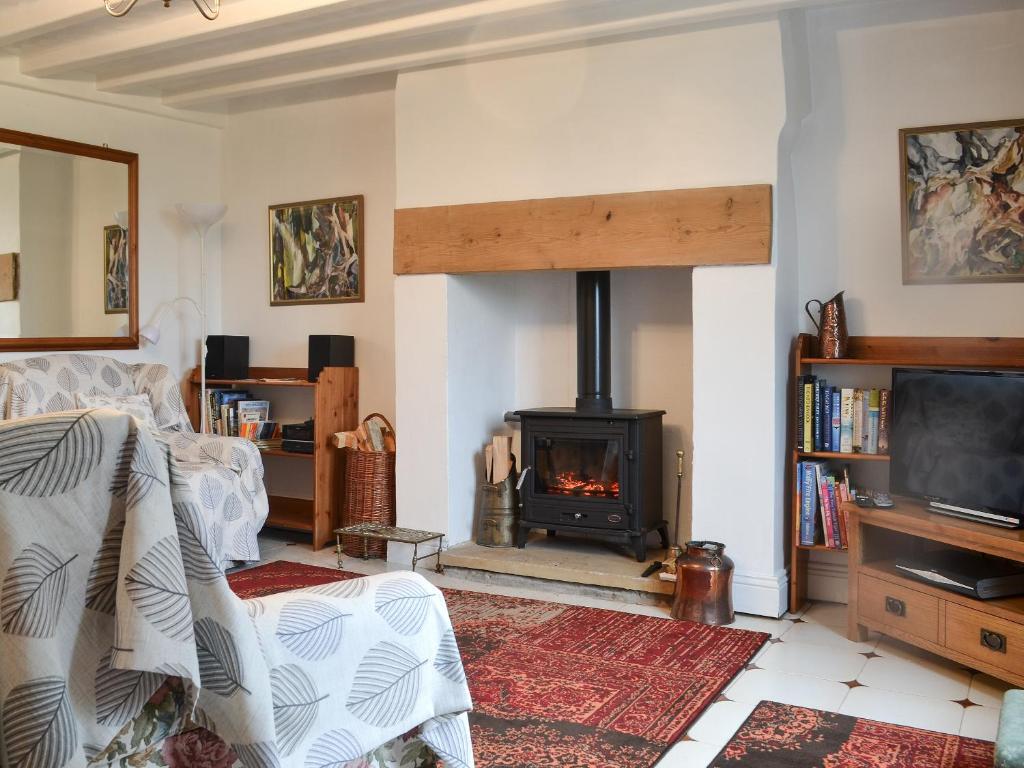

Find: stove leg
516;526;529;548
546;529;556;537
657;523;670;550
632;534;647;563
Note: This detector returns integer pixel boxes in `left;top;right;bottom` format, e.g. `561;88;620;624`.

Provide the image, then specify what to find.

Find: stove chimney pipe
576;270;612;412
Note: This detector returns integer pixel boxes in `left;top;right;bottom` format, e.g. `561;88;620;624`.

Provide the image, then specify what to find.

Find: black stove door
522;419;632;530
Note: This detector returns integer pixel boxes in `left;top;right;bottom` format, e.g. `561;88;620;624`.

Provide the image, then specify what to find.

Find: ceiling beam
96;0;576;94
161;0;845;110
0;0;100;48
19;0;387;78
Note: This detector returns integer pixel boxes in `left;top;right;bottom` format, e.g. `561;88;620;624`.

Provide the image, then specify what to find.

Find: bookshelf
185;365;359;549
787;333;1024;613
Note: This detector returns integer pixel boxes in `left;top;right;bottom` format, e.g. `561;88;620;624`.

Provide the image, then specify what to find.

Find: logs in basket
334;413;396;558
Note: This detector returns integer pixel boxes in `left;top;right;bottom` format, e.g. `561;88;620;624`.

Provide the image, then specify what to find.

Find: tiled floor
254;531;1009;767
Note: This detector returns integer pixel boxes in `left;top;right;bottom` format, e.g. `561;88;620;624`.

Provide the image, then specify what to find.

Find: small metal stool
333;523;445;574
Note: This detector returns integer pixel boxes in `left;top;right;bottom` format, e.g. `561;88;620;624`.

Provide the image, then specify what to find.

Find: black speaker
206;335;249;379
308;335;354;382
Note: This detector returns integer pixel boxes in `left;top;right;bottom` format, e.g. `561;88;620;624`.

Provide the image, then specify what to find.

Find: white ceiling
1;0;865;114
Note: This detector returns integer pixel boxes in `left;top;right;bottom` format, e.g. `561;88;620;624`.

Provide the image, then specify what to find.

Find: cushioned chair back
0;354;192;432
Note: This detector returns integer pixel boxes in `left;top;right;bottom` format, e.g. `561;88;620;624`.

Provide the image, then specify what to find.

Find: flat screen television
890;368;1024;527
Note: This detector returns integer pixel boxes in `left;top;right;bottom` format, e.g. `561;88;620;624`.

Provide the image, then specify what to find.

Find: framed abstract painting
268;195;364;305
900;118;1024;284
103;224;128;314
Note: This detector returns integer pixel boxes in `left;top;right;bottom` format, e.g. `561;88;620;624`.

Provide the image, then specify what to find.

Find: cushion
77;392;159;432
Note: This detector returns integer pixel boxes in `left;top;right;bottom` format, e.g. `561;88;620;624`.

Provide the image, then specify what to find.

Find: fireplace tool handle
674;450;685;545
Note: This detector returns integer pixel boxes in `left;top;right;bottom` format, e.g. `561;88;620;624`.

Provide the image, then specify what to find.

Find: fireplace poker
674;449;685;545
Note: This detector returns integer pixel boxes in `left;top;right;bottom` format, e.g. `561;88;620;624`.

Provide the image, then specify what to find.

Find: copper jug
671;541;734;625
805;291;849;359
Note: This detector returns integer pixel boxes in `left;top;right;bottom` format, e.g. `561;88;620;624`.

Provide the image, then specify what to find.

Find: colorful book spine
852;389;864;452
803;381;814;453
822;386;832;452
826;475;842;548
839;388;854;453
834;479;849;549
816;464;835;547
866;388;880;454
795;375;806;450
830;388;841;451
878;388;891;454
813;380;823;452
800;462;818;546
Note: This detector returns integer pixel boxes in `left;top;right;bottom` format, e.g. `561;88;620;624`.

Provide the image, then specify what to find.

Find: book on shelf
796;381;889;457
797;459;856;548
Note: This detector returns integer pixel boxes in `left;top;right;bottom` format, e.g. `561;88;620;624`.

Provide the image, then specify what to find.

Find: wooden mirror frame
0;128;139;351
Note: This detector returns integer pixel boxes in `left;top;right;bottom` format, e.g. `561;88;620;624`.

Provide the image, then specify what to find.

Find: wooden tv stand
847;499;1024;686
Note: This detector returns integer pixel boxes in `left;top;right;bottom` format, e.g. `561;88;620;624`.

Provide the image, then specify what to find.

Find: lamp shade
176;203;227;237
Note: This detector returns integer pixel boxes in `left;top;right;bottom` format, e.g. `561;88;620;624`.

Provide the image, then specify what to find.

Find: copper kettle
671;541;734;626
805;291;849;359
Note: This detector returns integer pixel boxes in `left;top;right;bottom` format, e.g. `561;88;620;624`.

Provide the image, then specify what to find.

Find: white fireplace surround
390;18;796;617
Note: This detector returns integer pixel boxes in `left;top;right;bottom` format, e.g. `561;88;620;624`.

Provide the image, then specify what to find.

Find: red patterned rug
228;561;769;768
711;700;995;767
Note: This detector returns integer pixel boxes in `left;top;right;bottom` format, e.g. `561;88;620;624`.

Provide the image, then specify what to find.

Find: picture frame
900;118;1024;285
0;252;18;302
268;195;364;305
103;224;129;314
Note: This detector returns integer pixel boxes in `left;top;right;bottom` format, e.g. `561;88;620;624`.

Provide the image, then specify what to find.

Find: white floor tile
725;669;849;712
960;705;1001;741
730;614;794;639
780;620;878;654
839;687;965;734
684;700;758;747
968;673;1013;708
800;602;848;628
756;640;867;682
857;653;971;700
655;740;721;768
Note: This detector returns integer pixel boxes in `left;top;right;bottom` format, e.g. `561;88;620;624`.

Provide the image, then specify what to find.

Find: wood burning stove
515;271;667;561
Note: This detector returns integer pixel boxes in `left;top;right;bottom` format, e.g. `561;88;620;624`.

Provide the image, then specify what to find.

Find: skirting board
807;558;849;604
733;568;789;618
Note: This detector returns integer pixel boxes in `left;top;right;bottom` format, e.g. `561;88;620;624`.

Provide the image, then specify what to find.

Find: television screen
891;368;1024;519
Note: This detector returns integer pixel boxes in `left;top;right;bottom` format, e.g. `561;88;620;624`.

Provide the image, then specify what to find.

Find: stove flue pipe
576;270;612;412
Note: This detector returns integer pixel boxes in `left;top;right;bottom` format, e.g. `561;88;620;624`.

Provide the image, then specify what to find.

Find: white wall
0;78;223;377
395;20;791;615
221;90;397;422
0;153;18;336
795;1;1024;337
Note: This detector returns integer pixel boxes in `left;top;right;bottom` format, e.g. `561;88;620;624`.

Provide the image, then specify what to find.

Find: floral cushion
77;392;160;432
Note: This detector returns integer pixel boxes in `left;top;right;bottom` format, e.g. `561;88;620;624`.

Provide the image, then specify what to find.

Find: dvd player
928;500;1023;529
894;549;1024;600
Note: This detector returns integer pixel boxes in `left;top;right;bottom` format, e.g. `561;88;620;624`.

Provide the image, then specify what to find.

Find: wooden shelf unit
185;365;358;549
848;500;1024;687
787;333;1024;613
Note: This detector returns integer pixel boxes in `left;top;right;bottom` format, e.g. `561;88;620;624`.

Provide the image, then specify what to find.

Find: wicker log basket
338;413;396;558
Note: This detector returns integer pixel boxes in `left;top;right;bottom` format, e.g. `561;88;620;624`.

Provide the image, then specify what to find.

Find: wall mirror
0;128;138;351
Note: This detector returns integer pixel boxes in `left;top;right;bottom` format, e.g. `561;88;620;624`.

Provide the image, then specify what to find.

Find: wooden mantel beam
393;184;772;275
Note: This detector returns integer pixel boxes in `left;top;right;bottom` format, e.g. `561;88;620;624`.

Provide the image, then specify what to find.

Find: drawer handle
884;597;906;617
980;629;1007;654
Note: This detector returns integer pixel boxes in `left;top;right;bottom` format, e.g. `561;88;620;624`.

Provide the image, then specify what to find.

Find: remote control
854;493;873;508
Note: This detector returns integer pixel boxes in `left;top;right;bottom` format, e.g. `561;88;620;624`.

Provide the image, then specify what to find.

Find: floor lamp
174;203;227;434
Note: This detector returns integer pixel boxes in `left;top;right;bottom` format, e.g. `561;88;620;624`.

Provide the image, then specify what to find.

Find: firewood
484;444;494;483
492;435;512;483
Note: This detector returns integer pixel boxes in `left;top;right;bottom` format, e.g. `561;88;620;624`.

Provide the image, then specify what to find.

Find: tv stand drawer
858;573;939;644
945;603;1024;679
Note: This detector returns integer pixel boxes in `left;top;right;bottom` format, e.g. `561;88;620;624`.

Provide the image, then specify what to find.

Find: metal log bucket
476;458;519;548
